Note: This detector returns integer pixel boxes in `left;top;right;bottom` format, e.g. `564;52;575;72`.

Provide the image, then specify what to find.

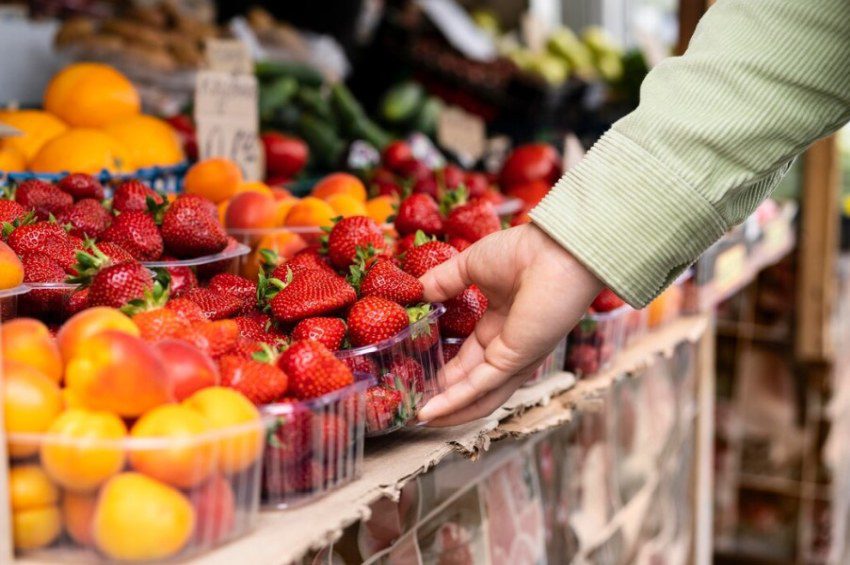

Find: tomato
381;141;414;173
499;143;562;188
261;132;309;178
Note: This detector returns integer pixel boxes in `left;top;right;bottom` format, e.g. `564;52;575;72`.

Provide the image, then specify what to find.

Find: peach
274;197;298;226
2;318;63;383
326;193;367;218
235;180;273;195
312;172;367;202
0;240;24;289
191;475;236;545
224;191;278;230
270;187;293;201
57;307;139;363
154;339;220;401
4;360;63;458
366;196;397;225
283;196;336;228
65;331;170;418
63;491;97;547
241;231;308;280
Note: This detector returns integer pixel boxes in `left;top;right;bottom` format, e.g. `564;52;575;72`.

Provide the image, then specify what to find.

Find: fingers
419;250;472;303
424;372;529;427
437;333;485;390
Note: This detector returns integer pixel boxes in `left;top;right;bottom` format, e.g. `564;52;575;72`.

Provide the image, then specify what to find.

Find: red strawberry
185;288;241;320
441;164;465;191
84;261;153;308
15;179;72;219
219;354;288;405
7;221;69;258
56;198;112;239
591;289;625;313
165;297;208;323
20;253;67;313
57;173;105;201
132;308;191;341
347;296;409;347
65;288;90;316
90;241;133;264
358;258;423;305
181;320;240;358
279;248;334;277
112;180;162;213
234;312;286;345
444;200;500;243
230;338;265;359
163;263;197;297
291;317;346;351
100;210;163;261
267;269;356;324
326;216;385;270
385;357;425;392
161;195;228;258
341;355;379;378
448;236;472;252
441;286;488;338
402;238;458;278
0;200;27;225
208;273;257;314
442;340;463;362
277;340;354;400
395;234;416;257
395;194;443;236
365;385;402;432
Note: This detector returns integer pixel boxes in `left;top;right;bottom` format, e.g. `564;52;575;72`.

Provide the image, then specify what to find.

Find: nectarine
2;318;63;383
57;307;139;363
154;339;220;401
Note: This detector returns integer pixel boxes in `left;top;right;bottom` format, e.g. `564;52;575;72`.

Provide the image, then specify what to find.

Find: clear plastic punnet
7;420;264;562
260;374;371;509
143;240;251;281
623;307;649;346
0;284;30;320
565;306;629;378
336;304;446;437
523;337;568;387
16;282;79;322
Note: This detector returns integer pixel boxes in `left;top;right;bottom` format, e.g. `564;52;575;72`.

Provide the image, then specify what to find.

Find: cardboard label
714;244;747;295
520;13;548;53
437;106;485;166
194;71;262;180
205;38;253;74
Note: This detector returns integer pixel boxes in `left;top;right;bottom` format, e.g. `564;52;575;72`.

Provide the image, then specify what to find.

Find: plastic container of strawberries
260;374;371;509
523;337;568;387
441;337;464;363
336;304;446;437
623;307;650;346
15;282;79;322
0;284;30;320
3;162;189;195
648;270;693;329
142;240;251;281
565;306;629;379
7;420;264;562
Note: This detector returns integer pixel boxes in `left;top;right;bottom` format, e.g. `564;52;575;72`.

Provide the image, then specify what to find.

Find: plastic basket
623;307;649;346
0;284;30;320
2;162;190;195
143;241;250;281
565;306;629;378
523;337;568;387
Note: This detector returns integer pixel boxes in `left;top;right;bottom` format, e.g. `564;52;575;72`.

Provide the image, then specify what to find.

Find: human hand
417;223;602;426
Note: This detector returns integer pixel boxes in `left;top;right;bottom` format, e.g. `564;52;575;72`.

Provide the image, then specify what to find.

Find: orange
9;464;62;550
63;491;97;547
29;128;132;174
241;231;308;280
217;200;230;226
184;158;243;204
182;387;263;475
236;180;273;195
44;63;141;128
129;404;216;488
274;197;298;226
0;141;26;172
0;239;25;289
40;408;127;492
57;306;139;362
312;172;367;202
0;109;67;162
93;472;195;561
2;318;63;383
4;360;63;458
102;114;184;169
326;193;367;218
365;196;397;225
284;196;336;228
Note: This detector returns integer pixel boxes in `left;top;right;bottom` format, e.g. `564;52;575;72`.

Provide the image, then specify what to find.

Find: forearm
531;0;850;307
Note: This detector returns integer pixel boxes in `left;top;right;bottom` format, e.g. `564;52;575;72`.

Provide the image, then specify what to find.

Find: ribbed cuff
529;130;727;307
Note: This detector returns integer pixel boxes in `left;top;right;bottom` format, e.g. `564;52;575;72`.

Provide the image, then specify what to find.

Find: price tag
194;71;262;180
520;12;548;53
714;244;747;295
205;38;253;74
437;106;485;167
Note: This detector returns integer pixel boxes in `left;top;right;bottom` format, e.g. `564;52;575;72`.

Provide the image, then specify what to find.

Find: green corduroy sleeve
530;0;850;307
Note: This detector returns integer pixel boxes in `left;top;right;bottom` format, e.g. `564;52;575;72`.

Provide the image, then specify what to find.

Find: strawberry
358;258;424;305
291;317;346;351
100;210;163;261
133;308;191;341
165;297;208;323
65;288;90;316
181;320;240;358
326;216;385;270
365;385;402;432
395;233;416;257
0;200;27;225
57;173;105;201
402;236;458;278
230;338;265;359
591;289;625;313
341;355;379;378
208;273;257;314
441;286;488;338
266;269;357;324
277;340;354;400
219;354;288;405
395;194;443;236
385;357;425;392
442;340;463;362
112;180;163;213
448;236;472;252
7;221;69;258
185;288;241;320
56;237;84;276
20;253;67;313
347;296;409;347
85;261;153;309
15;179;72;219
161;195;228;258
56;199;112;239
279;248;335;277
234;312;287;345
444;200;500;243
162;263;197;297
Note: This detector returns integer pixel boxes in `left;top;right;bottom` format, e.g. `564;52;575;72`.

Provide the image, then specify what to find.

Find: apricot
4;360;63;458
63;491;97;547
224;191;278;230
2;318;63;383
154;339;220;401
0;239;24;289
312;172;367;202
40;408;127;492
65;331;170;418
326;193;367;218
182;387;263;475
236;180;273;195
274;197;298;226
365;196;397;225
192;475;236;545
9;466;62;550
184;158;242;204
9;464;59;510
93;472;195;561
13;506;62;551
284;196;336;228
241;231;308;280
57;307;139;363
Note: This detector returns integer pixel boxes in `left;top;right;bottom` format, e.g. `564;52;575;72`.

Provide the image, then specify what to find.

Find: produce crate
3;162;190;194
565;306;628;378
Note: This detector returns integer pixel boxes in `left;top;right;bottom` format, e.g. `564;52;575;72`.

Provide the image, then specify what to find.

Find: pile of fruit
565;289;629;377
0;64;184;175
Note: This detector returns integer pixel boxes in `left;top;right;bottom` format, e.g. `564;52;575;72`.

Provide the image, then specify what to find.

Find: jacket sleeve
530;0;850;307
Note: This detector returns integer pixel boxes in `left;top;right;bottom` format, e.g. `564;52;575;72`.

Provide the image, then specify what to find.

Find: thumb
419;250;472;302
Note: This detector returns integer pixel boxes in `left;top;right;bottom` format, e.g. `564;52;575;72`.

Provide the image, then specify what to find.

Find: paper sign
520;13;548;53
205;38;253;74
437;106;486;166
194;71;262;180
563;133;585;171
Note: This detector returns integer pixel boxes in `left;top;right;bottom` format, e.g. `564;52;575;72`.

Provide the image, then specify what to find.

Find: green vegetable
349;117;393;150
297;113;345;168
379;82;425;124
259;77;298;122
330;83;368;127
295;87;334;123
255;61;324;87
411;97;442;136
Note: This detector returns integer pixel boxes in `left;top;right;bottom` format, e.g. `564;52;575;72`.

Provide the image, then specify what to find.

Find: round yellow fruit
29;128;132;174
9;464;62;551
13;506;61;551
102;114;184;169
44;63;141;128
0;109;67;162
4;360;63;458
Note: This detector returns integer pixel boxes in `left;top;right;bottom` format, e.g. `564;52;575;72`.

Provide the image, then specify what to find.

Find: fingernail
417;399;437;422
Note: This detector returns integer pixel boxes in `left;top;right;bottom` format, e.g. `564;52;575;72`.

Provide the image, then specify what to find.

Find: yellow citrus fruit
0;109;67;162
13;506;62;551
4;360;63;458
102;114;184;169
325;193;367;218
44;63;141;128
93;472;195;561
9;464;62;551
29;128;132;174
40;408;127;492
0;141;26;172
184;158;243;203
366;196;397;225
182;387;262;475
9;464;59;510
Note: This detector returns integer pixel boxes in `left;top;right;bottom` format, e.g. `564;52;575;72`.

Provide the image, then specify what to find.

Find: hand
417;223;602;426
